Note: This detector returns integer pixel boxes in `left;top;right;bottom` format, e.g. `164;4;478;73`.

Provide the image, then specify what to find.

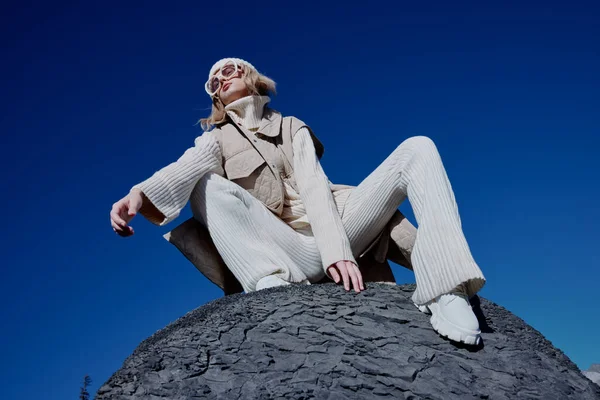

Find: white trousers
190;136;485;304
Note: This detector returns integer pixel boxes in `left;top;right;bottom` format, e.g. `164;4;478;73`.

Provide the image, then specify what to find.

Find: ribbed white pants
190;136;485;304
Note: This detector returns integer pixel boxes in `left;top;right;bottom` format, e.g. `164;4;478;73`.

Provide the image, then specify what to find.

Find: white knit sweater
133;95;356;273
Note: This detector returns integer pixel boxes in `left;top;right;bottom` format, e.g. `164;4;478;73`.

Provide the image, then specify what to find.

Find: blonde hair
199;66;277;131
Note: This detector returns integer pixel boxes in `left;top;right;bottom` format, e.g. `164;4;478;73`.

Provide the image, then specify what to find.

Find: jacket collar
256;107;282;137
220;107;282;138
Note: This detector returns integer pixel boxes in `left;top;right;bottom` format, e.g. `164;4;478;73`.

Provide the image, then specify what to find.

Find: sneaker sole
414;303;431;315
428;302;481;345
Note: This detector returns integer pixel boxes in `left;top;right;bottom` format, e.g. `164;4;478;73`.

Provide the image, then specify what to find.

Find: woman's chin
220;93;233;105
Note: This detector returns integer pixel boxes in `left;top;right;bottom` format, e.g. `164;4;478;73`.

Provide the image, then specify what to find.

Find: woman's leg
189;172;324;293
340;136;485;306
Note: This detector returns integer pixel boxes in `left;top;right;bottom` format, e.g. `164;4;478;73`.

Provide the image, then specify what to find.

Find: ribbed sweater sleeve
131;131;224;226
293;127;357;275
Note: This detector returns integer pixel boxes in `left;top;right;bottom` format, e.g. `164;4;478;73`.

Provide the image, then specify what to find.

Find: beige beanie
208;58;257;79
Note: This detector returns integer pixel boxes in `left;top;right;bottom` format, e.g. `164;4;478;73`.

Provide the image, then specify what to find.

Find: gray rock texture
96;283;600;399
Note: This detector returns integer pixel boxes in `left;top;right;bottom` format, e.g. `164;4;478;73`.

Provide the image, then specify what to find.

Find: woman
110;58;486;345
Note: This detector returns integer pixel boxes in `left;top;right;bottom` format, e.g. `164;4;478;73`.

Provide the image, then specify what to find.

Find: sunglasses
205;60;242;96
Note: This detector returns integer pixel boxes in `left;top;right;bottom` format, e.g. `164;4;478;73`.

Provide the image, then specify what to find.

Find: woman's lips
222;82;231;91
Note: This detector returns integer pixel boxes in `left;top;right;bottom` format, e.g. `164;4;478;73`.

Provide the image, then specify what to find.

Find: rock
590;364;600;373
96;283;600;399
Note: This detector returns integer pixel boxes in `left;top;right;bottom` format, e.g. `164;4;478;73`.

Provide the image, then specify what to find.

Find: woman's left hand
327;260;364;293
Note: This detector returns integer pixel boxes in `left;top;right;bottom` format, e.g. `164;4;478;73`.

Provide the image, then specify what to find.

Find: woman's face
216;66;249;105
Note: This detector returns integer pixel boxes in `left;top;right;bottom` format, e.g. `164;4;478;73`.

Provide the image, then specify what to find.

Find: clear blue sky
1;1;598;399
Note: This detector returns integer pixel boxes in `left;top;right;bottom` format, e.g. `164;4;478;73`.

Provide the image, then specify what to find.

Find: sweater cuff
322;248;358;279
132;174;180;226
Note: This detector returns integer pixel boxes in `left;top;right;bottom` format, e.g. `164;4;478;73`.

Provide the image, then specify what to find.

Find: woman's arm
293;127;358;272
131;131;224;226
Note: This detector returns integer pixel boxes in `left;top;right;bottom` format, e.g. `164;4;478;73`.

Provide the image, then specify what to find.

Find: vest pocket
224;148;266;180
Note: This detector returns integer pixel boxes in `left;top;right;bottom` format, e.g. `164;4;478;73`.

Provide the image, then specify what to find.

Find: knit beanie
208;58;257;79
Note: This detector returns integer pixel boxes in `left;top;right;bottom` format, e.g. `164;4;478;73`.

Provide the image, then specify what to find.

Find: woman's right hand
110;188;144;237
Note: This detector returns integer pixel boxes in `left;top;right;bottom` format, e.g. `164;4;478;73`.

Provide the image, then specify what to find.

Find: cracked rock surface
96;283;600;399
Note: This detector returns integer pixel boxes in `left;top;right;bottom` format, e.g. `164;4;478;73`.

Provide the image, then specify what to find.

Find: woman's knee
190;173;245;220
400;135;437;151
393;136;440;161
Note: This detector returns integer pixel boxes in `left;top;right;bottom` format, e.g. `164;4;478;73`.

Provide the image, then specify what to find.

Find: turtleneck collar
224;95;271;131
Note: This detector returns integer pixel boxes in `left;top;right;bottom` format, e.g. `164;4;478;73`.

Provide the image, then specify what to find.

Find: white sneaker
426;284;481;345
255;275;291;291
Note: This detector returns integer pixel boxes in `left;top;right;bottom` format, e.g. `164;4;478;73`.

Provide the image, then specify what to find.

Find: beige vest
211;107;352;215
164;109;417;294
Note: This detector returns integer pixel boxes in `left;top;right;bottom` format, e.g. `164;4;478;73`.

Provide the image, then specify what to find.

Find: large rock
97;283;600;399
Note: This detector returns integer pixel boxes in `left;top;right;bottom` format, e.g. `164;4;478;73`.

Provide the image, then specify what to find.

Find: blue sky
1;1;599;398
